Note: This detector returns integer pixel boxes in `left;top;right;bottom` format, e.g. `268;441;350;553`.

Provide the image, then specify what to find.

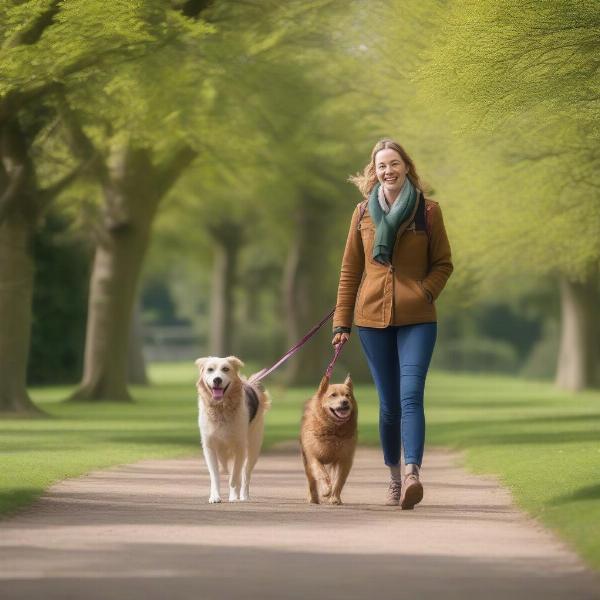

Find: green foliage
28;211;90;384
424;1;599;124
1;1;178;99
144;0;377;359
141;277;190;326
415;0;600;282
1;0;214;223
62;14;215;152
350;0;599;296
5;0;583;389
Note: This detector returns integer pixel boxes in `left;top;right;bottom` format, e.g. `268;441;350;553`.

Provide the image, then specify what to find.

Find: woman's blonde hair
348;138;428;198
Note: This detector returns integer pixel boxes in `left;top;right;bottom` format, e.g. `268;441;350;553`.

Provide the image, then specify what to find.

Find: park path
1;445;598;600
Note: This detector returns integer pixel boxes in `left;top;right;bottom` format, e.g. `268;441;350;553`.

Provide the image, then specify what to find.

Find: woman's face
375;148;408;197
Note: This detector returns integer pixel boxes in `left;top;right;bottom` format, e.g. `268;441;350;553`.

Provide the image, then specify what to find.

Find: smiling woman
332;138;453;508
377;149;409;201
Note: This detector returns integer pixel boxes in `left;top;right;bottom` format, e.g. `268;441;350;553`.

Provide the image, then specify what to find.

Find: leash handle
248;306;336;384
324;338;347;380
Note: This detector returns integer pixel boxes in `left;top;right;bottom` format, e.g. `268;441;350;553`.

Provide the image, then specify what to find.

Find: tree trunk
0;118;41;415
70;206;157;401
0;217;40;414
209;222;243;356
70;145;158;402
71;143;196;401
555;271;600;391
128;301;149;385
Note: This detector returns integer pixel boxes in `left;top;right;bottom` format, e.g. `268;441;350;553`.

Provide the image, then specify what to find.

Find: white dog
195;356;270;503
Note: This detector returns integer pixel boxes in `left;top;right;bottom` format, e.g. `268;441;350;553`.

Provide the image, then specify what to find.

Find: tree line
1;0;598;415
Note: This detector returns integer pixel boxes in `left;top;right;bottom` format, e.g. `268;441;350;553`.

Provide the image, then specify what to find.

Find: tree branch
170;0;214;18
155;144;198;198
56;92;98;160
3;0;60;49
12;35;179;112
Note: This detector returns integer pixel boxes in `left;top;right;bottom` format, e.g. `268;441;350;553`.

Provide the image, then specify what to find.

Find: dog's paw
328;496;343;505
229;493;240;502
208;496;222;504
321;486;332;498
308;495;320;504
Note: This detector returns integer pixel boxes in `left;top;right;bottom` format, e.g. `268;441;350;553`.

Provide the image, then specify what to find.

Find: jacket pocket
401;278;432;308
357;268;386;320
417;280;433;304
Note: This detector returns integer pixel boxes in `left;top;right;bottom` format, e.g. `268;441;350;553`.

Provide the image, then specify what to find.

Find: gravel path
1;445;598;599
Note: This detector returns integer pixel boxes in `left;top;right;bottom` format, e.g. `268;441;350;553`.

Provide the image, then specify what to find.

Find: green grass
1;365;599;571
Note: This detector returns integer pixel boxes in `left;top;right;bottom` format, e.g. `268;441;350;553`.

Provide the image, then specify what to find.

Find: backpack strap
424;201;433;238
356;200;368;229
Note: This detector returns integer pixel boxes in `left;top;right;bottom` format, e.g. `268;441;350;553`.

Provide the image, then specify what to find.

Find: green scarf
368;178;418;265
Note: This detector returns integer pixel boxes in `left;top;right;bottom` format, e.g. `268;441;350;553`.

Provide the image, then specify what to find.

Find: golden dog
195;356;270;503
300;374;357;505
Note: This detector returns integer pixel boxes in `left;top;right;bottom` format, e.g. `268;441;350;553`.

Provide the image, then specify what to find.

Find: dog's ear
225;356;245;372
317;375;330;397
194;358;207;391
344;373;353;394
195;357;208;372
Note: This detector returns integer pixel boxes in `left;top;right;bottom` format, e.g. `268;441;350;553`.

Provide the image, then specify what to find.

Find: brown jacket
333;191;453;330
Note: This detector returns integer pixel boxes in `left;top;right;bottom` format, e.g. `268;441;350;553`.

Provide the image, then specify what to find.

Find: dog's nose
213;377;222;387
341;399;350;409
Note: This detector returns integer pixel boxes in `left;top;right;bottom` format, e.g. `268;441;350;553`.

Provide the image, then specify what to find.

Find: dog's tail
261;389;272;412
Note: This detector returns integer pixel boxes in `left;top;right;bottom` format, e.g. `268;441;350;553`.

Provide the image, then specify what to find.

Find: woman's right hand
332;332;350;346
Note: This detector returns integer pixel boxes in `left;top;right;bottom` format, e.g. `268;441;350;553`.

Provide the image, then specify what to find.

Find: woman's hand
332;332;350;346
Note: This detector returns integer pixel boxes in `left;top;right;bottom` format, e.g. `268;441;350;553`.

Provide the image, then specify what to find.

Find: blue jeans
358;323;437;467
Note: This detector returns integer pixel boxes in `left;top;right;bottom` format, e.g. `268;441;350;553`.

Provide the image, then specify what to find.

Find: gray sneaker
400;473;423;510
385;480;402;506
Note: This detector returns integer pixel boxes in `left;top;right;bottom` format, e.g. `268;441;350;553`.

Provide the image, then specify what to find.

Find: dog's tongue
212;387;224;399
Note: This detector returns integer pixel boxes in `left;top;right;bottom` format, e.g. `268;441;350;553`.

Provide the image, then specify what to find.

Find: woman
332;138;453;509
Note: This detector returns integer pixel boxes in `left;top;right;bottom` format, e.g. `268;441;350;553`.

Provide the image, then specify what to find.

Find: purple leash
324;338;347;380
247;200;366;385
248;307;345;384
